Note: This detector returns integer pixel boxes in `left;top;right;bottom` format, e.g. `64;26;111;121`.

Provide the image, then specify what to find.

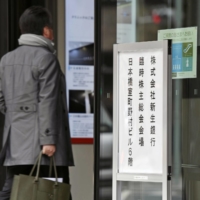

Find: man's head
19;6;54;40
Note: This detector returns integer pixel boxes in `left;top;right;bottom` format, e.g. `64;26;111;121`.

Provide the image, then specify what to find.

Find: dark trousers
0;165;72;200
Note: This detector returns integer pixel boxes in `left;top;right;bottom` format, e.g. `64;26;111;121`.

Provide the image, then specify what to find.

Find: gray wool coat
0;45;74;166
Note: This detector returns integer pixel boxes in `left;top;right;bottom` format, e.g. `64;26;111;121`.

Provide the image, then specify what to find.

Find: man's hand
42;145;56;157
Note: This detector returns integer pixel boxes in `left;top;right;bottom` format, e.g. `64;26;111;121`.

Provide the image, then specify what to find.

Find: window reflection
121;182;162;200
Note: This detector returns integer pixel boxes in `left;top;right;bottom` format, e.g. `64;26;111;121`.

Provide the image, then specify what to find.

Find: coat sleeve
0;59;5;114
38;53;60;146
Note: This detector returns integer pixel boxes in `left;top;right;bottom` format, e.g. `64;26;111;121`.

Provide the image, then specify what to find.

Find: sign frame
112;40;172;200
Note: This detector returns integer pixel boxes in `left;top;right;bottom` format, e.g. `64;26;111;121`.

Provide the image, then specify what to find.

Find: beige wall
57;1;94;200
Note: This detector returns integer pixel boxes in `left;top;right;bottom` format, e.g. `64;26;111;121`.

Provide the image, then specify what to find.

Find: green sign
158;27;197;79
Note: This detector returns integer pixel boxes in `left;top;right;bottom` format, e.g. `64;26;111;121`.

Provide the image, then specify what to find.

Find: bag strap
35;151;43;181
49;157;53;177
29;154;40;176
52;156;58;186
30;151;58;185
30;153;53;177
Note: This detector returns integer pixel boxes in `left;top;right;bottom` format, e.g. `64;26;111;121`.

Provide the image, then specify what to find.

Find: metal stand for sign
113;40;172;200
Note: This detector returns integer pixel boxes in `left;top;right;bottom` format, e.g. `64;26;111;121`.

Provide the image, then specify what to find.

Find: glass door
95;0;200;199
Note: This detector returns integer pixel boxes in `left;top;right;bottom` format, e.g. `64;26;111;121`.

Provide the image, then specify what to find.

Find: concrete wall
57;1;94;200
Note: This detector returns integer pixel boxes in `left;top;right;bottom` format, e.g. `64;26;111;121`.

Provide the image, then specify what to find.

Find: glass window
96;0;200;199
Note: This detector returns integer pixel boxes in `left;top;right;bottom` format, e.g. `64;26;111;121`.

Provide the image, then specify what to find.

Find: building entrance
94;0;200;199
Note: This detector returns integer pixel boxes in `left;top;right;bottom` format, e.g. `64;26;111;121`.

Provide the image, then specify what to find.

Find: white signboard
118;49;164;174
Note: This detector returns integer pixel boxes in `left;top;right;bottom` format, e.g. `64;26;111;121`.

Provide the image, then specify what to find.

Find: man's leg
0;166;32;200
0;167;14;200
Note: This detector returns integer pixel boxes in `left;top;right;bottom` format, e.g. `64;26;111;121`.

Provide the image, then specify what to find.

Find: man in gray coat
0;6;74;200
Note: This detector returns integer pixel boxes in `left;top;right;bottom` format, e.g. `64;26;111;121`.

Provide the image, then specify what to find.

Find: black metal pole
94;0;101;199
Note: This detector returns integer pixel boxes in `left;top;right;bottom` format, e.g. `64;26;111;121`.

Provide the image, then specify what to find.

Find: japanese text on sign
119;50;164;174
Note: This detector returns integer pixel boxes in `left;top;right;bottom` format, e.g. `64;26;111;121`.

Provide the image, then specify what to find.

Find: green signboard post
158;27;197;79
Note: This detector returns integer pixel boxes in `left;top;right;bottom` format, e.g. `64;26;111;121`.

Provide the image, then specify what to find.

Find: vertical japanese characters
128;58;133;166
137;55;157;148
139;57;144;147
119;49;163;174
150;56;156;147
126;54;158;168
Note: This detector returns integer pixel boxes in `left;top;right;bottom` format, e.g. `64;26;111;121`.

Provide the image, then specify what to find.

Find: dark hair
19;6;52;35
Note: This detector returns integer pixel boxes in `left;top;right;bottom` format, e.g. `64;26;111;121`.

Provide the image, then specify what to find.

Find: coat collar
18;34;56;54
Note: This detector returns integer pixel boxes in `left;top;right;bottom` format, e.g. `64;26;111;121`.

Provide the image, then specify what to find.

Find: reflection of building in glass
69;43;94;65
69;90;94;113
117;2;132;24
